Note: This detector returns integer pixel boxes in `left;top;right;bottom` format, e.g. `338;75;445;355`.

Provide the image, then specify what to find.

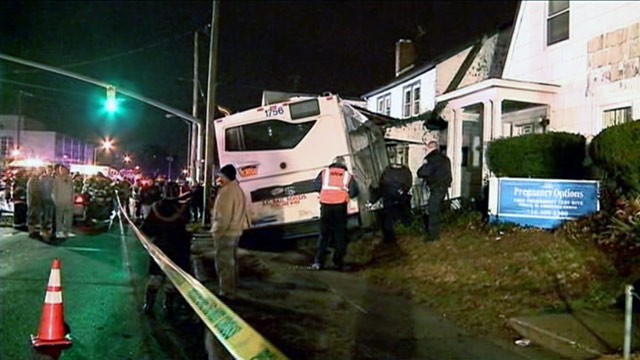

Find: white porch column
446;109;456;197
482;100;492;183
491;98;503;139
447;108;463;198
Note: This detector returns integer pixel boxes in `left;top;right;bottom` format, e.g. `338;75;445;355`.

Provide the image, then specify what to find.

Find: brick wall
587;22;640;90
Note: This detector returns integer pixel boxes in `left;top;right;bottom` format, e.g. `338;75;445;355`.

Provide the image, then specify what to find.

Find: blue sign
490;178;599;229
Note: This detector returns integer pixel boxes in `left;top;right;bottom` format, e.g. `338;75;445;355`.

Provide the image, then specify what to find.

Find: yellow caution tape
116;196;288;360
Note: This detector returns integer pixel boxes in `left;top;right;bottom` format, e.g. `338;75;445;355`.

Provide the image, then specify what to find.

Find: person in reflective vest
311;156;359;271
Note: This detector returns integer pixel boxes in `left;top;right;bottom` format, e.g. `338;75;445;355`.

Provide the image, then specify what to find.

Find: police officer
417;141;452;242
311;156;359;271
377;152;413;243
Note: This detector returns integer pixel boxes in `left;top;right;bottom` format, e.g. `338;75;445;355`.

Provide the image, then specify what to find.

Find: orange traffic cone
31;258;72;350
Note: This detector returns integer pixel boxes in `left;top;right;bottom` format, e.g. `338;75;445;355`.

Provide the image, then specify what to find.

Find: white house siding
503;1;640;135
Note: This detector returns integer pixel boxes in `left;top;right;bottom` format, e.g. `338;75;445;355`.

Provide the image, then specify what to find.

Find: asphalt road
0;225;205;360
1;222;564;360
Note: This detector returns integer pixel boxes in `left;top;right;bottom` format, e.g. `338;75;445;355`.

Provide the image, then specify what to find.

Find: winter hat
216;164;237;181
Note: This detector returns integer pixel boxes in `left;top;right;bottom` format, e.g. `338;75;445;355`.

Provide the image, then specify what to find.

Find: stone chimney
395;39;416;77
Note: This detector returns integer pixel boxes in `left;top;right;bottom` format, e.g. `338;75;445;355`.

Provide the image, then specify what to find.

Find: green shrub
487;132;586;179
589;120;640;195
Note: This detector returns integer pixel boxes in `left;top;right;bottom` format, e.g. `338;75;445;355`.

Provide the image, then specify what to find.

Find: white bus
214;94;389;239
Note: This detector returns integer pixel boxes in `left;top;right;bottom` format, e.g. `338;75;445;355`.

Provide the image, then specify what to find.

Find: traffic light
105;86;118;113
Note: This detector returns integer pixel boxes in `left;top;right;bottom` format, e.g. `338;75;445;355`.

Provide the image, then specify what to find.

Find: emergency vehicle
214;94;389;238
69;164;119;178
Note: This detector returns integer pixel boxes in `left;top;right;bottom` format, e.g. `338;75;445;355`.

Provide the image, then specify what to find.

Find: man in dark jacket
190;181;204;222
376;153;413;243
140;178;161;220
12;169;28;231
311;156;359;271
417;141;452;241
140;182;191;316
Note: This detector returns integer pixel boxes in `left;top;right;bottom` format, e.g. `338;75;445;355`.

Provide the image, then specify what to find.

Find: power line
10;30;193;75
0;78;89;97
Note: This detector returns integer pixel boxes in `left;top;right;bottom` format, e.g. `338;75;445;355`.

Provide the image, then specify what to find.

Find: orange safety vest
319;167;351;205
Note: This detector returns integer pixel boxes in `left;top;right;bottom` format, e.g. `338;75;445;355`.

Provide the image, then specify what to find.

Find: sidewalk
510;310;640;360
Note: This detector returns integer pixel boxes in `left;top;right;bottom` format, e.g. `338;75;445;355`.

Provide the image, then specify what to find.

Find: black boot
142;290;157;314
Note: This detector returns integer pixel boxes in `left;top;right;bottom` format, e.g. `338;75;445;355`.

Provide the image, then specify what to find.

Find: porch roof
436;78;560;105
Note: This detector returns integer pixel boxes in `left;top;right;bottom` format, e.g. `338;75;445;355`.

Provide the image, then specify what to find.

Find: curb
509;317;603;360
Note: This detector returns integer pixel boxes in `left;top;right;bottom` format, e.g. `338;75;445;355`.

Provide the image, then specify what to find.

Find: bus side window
226;120;316;152
225;127;244;151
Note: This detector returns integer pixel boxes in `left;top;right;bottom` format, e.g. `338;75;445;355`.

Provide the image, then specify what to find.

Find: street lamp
94;137;115;164
123;154;132;164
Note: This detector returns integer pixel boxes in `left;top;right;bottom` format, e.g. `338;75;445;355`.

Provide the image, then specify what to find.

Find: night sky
0;1;518;168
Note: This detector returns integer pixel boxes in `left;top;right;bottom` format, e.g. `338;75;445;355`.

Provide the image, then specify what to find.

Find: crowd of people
1;166;207;242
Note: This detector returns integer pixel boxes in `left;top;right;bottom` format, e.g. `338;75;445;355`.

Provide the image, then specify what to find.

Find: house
0;114;95;166
361;39;437;204
362;25;514;200
436;0;640;199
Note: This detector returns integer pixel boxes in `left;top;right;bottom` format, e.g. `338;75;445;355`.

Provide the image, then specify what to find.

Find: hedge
589;120;640;195
487;132;586;179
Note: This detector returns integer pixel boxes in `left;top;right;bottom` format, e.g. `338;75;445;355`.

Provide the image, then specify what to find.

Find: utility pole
202;0;219;226
191;30;201;183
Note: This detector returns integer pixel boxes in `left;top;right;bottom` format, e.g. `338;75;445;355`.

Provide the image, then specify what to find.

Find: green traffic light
105;97;118;113
104;85;119;114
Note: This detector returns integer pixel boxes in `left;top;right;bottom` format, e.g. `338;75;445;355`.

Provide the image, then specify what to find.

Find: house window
402;82;421;118
603;107;632;128
547;1;569;45
413;85;421;116
0;136;14;156
377;94;391;115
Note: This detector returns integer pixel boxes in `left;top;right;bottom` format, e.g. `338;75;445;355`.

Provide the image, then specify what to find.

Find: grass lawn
346;212;627;344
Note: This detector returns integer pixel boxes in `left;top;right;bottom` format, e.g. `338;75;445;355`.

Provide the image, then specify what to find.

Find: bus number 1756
264;106;285;117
